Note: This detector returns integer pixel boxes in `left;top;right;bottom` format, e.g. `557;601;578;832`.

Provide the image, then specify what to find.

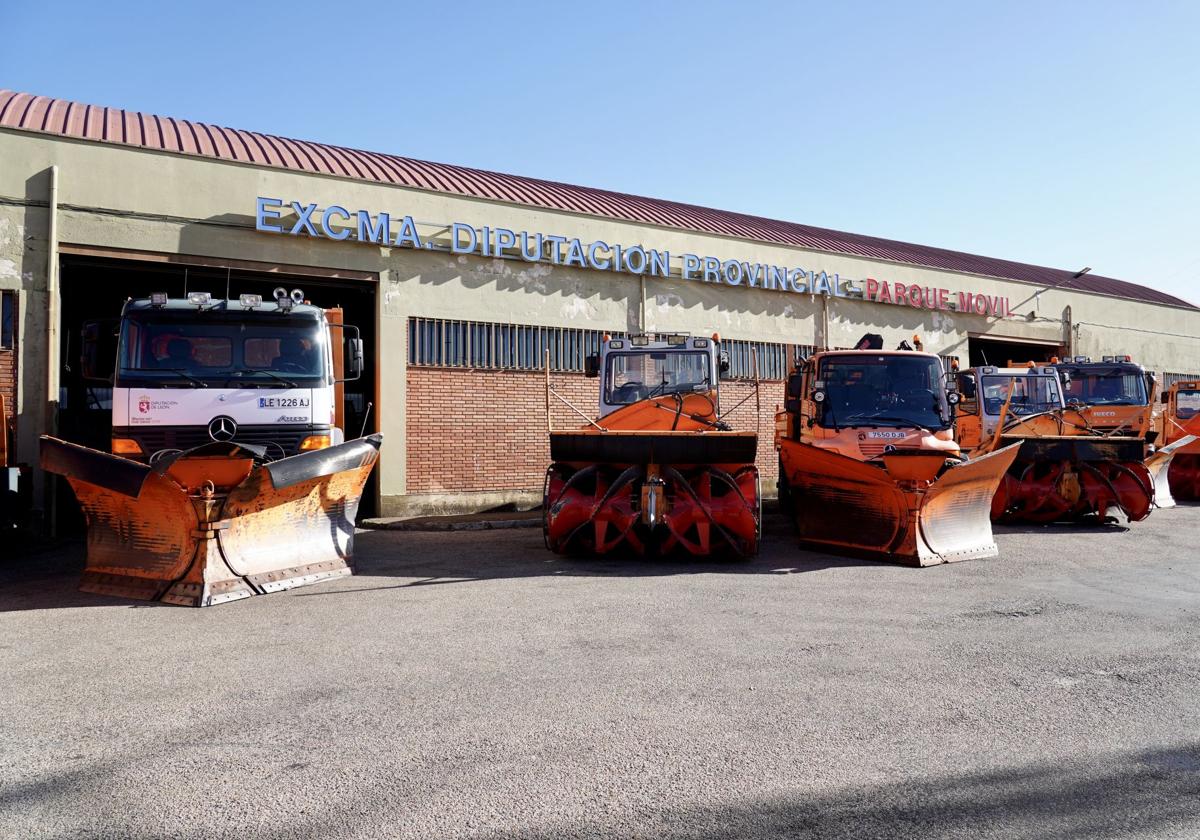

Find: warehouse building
2;88;1199;522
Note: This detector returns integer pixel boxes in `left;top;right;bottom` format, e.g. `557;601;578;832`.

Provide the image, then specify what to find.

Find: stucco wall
3;127;1199;514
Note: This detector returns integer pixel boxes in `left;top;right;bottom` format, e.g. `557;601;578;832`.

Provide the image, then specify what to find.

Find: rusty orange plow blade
778;441;1020;566
41;434;382;606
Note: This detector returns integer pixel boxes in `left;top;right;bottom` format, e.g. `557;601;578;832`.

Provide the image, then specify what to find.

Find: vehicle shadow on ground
992;520;1133;536
469;743;1200;840
0;540;167;613
10;740;1194;839
301;518;884;598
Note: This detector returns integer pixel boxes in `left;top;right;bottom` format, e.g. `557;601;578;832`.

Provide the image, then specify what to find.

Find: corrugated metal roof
1;88;1192;309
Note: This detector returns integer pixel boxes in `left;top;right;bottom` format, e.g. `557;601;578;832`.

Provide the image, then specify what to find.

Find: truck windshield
116;315;327;386
981;375;1062;416
1061;370;1147;406
819;355;950;430
606;351;710;405
1177;389;1200;419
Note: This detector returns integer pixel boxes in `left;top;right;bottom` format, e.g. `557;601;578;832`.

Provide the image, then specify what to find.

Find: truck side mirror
81;319;118;383
718;351;730;375
584;354;600;378
957;373;977;399
339;325;364;381
346;341;364;381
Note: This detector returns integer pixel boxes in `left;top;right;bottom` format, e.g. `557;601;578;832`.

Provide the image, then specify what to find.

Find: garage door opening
968;336;1065;368
54;253;380;532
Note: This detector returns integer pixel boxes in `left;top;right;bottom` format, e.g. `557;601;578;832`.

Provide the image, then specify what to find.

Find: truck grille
115;425;328;460
860;442;889;459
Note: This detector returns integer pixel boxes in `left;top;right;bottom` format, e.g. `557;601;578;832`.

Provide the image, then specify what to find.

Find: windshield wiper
135;368;207;388
227;367;299;388
845;413;935;428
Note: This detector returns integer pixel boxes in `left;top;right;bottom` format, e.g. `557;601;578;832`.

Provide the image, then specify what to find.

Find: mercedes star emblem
208;415;238;442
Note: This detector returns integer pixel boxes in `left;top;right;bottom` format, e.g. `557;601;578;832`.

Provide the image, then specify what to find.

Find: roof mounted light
290;288;305;305
187;291;211;307
693;338;709;348
629;335;650;347
1074;355;1089;363
665;334;687;346
239;293;262;309
1102;355;1115;362
149;292;168;307
608;339;625;349
273;287;294;312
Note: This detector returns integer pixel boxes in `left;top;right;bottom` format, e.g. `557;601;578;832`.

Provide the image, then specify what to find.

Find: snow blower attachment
775;335;1018;566
543;334;760;557
1160;380;1200;500
41;434;382;606
957;361;1188;522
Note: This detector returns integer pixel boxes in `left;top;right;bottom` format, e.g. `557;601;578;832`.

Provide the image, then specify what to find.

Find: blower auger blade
660;465;760;557
41;435;382;606
1167;453;1200;501
543;461;760;558
778;441;1018;566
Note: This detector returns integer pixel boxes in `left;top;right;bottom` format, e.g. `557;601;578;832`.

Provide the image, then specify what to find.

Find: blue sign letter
450;222;478;254
393;215;423;249
357;211;392;244
588;241;611;271
322;205;352;241
290;202;319;237
256;197;283;233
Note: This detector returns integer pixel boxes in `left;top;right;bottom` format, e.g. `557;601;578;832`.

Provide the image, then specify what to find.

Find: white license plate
867;431;907;439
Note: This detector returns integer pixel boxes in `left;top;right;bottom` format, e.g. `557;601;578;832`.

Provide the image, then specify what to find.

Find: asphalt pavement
2;506;1200;839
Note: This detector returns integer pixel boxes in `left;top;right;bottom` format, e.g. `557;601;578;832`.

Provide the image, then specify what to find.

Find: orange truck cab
954;364;1065;452
1053;355;1157;442
776;345;960;461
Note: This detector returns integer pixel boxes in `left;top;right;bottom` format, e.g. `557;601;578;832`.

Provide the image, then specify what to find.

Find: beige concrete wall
4;127;1200;510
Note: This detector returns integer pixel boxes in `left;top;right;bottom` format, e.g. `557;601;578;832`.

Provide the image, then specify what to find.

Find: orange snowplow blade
1146;435;1197;510
778;441;1019;566
41;434;382;606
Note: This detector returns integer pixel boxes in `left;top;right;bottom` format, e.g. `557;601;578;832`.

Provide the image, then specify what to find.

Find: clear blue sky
4;0;1198;303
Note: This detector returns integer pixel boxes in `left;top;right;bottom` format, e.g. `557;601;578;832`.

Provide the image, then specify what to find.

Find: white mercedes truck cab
82;289;363;463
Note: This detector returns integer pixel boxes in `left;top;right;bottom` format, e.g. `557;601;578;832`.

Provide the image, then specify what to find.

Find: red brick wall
405;367;784;495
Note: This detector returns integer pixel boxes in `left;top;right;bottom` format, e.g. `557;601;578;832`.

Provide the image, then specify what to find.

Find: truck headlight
112;438;144;456
299;434;332;451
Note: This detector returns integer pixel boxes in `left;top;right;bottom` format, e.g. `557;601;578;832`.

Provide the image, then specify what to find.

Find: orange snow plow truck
955;361;1189;522
543;334;759;557
1160;379;1200;499
40;290;382;607
774;334;1019;566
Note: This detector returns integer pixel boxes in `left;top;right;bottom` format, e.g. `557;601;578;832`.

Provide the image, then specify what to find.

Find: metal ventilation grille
407;317;621;372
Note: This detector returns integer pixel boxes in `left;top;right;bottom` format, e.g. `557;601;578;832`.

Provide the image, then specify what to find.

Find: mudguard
40;434;382;606
777;440;1019;566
